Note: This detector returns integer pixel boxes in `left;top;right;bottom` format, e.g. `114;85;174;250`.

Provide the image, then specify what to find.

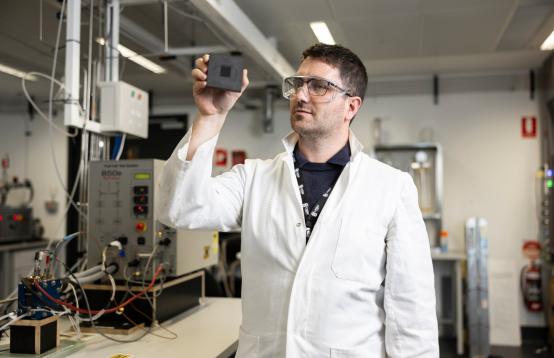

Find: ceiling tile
420;5;514;56
339;14;423;60
421;0;516;12
328;0;421;20
497;3;554;50
235;0;334;32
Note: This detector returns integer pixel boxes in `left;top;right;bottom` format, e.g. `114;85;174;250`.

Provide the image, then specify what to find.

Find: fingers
192;54;209;94
194;54;209;73
192;78;207;94
240;68;249;93
191;68;207;81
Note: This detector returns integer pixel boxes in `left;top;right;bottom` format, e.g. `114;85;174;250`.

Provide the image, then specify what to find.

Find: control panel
87;160;217;281
0;207;33;243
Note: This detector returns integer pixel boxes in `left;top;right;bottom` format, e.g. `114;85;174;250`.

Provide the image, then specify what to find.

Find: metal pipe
77;130;88;254
105;0;120;82
263;86;277;133
85;0;94;122
64;0;82;127
39;0;43;41
166;45;228;56
163;1;168;52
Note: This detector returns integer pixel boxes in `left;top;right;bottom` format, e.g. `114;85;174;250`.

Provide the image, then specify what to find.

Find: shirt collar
328;142;351;166
293;141;351;167
282;128;364;162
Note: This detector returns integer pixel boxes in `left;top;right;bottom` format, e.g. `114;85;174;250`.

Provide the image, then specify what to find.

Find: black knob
118;236;128;245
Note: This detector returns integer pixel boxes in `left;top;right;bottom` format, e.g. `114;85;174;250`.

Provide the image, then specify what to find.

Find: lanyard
293;160;339;241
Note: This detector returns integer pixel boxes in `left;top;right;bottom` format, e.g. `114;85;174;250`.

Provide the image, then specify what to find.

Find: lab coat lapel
279;130;364;236
278;130;364;261
281;132;307;228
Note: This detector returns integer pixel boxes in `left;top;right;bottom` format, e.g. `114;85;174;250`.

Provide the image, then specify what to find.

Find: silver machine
0;158;41;244
374;144;443;248
87;159;218;281
465;217;490;358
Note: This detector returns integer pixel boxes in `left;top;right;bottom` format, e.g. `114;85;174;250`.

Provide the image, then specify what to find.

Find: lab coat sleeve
156;129;246;231
384;173;439;357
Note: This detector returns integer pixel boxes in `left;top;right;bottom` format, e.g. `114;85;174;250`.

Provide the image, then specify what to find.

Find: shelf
431;251;466;261
374;143;440;152
423;213;441;220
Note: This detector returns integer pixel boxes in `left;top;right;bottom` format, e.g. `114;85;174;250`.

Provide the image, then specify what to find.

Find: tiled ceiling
235;0;553;73
0;0;553;103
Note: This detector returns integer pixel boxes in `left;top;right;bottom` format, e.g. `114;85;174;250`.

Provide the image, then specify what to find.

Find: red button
135;222;147;232
12;214;23;222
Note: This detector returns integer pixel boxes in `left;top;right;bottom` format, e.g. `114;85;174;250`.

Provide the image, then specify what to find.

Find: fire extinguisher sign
521;240;543;312
521;116;537;138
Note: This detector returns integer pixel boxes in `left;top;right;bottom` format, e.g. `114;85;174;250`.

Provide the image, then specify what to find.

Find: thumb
240;69;249;93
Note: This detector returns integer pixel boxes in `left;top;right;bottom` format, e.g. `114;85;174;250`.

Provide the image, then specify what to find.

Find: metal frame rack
374;143;444;248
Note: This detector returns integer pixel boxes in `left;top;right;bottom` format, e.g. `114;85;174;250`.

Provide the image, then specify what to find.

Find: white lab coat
157;128;439;357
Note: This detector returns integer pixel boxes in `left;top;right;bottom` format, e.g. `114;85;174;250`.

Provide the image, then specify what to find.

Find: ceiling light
541;30;554;51
0;63;37;81
310;22;336;45
96;38;167;74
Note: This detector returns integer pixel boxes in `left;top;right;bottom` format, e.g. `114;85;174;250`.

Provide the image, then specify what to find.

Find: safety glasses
282;75;352;101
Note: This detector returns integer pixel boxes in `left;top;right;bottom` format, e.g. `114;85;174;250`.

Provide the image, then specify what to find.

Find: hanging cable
115;134;126;160
34;264;164;315
21;72;79;138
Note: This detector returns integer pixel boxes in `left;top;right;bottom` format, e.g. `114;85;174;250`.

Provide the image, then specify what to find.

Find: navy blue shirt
293;142;351;211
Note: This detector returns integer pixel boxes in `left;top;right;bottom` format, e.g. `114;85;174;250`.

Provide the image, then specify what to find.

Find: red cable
33;264;164;315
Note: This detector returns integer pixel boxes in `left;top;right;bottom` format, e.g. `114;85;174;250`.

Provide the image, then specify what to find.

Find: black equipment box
10;315;59;354
0;206;33;244
207;54;244;92
81;270;204;330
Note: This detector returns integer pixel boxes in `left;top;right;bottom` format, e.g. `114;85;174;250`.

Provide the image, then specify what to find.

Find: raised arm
187;54;249;160
156;55;249;231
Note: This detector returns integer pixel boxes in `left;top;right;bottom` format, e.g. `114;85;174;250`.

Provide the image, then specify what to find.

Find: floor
440;338;552;358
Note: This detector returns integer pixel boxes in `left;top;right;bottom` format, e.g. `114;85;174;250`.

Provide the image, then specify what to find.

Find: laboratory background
0;0;554;357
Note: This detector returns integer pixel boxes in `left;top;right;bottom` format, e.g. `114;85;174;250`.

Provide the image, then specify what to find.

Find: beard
290;113;334;140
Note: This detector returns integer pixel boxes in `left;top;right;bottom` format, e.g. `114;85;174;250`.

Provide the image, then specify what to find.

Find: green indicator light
131;90;135;97
548;179;553;188
134;173;151;180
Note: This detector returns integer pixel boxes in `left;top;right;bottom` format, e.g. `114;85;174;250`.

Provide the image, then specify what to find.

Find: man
157;44;438;357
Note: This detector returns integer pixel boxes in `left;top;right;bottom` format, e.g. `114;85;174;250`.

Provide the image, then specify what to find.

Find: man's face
289;58;351;140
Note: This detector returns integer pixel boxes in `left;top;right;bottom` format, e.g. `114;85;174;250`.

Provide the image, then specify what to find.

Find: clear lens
282;76;347;100
308;79;329;96
282;77;299;99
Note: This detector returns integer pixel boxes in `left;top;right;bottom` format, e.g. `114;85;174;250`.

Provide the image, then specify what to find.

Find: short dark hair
301;43;367;99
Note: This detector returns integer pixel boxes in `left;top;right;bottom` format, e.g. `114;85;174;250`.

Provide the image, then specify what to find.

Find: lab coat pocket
331;219;387;288
236;326;260;357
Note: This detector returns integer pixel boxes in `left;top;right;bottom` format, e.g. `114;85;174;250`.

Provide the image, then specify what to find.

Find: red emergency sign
521;116;537;138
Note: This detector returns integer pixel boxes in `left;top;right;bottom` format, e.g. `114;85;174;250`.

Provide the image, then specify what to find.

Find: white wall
0;110;68;241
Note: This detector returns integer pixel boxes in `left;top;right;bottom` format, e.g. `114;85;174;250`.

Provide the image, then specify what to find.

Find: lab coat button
296;222;301;227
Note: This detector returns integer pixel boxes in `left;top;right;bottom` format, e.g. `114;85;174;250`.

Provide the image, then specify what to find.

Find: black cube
10;315;59;354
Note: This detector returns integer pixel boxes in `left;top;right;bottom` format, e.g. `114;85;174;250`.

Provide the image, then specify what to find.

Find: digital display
134;173;151;180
